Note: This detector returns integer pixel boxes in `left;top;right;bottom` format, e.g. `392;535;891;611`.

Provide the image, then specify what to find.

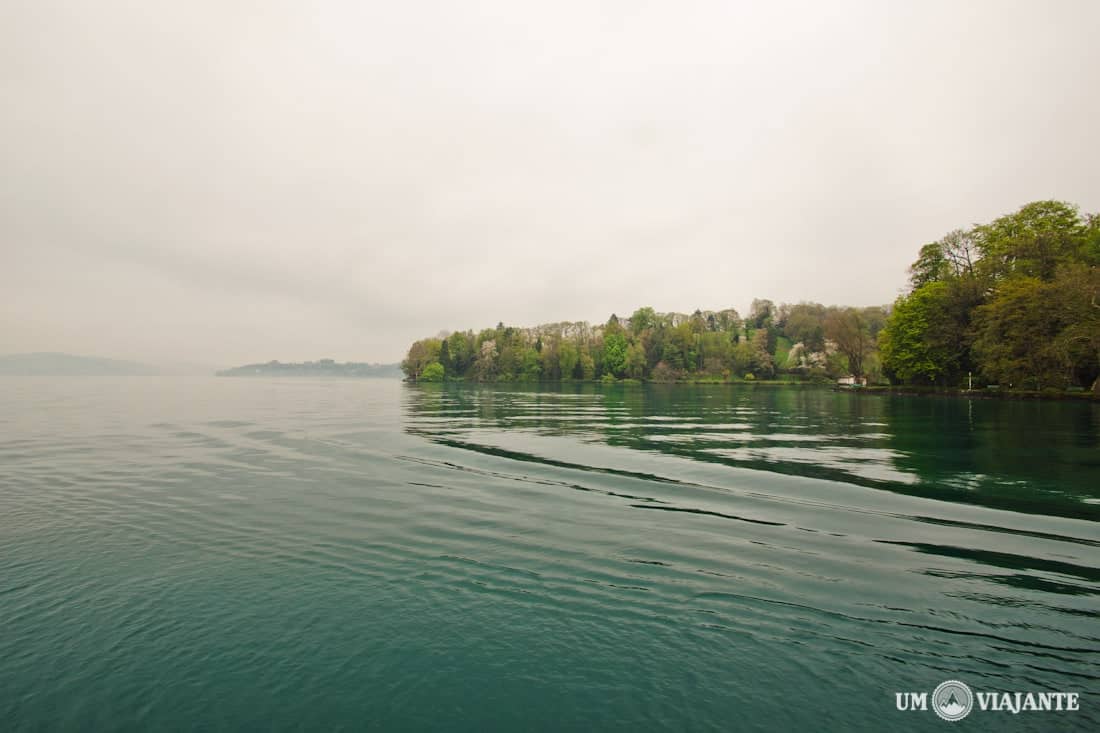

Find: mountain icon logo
932;680;974;722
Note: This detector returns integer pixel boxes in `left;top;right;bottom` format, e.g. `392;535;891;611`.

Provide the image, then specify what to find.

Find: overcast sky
2;1;1098;366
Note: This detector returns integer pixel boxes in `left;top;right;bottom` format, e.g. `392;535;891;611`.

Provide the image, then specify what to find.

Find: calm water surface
1;378;1098;731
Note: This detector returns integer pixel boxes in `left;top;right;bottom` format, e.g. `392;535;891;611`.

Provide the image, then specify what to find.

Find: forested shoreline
403;201;1099;394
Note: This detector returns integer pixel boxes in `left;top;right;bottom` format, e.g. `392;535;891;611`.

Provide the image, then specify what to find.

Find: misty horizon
3;1;1099;365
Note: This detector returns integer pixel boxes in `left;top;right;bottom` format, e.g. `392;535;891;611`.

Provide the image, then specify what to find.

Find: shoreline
409;376;1095;400
842;384;1100;402
408;379;1100;402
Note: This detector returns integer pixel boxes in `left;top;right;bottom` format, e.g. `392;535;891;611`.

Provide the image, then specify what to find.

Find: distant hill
0;352;165;376
217;359;402;378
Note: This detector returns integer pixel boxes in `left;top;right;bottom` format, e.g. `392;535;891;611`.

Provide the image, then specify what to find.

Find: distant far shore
217;359;401;378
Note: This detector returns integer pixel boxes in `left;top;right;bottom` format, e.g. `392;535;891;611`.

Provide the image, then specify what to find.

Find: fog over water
3;1;1099;365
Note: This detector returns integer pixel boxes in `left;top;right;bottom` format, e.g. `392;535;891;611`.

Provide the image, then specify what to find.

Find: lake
1;378;1097;731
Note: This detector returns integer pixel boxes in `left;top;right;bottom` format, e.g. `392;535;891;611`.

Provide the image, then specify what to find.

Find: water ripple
1;378;1097;731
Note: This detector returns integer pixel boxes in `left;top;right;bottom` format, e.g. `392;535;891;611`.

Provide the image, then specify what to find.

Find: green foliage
773;336;792;369
824;307;880;378
880;283;957;384
521;348;542;382
975;200;1086;281
603;332;628;377
971;277;1065;389
447;332;475;375
438;338;451;374
731;341;755;377
401;338;441;379
629;307;657;335
558;340;579;380
1083;214;1100;266
750;329;775;378
969;264;1100;391
403;201;1097;392
579;351;596;380
880;200;1097;390
749;299;775;329
419;362;445;382
661;340;684;370
624;343;647;379
909;242;951;288
1052;264;1100;386
784;303;827;352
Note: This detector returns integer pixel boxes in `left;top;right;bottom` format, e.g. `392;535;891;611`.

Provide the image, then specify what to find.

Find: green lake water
1;378;1097;731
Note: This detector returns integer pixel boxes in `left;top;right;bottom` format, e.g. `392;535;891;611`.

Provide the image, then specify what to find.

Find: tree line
403;201;1099;392
881;200;1098;391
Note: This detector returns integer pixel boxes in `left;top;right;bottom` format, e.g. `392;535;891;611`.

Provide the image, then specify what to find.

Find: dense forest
403;201;1100;393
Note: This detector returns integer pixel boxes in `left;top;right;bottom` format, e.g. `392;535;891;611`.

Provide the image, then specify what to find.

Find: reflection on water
1;378;1097;731
405;383;1100;520
403;382;1100;726
404;383;1100;724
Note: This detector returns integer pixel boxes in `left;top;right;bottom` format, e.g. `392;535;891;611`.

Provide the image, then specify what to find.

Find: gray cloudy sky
3;1;1098;366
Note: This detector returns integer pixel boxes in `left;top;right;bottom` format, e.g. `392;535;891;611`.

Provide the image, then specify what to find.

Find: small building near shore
837;375;867;387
